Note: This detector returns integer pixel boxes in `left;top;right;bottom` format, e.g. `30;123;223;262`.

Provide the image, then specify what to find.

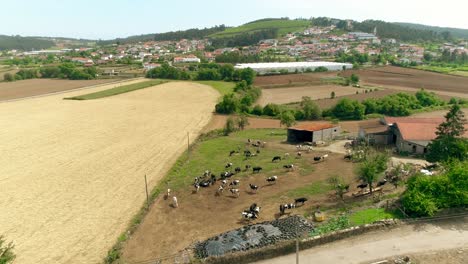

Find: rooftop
234;61;352;69
289;123;337;132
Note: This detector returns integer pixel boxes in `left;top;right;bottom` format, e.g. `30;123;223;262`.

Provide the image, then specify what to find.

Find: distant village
1;24;467;75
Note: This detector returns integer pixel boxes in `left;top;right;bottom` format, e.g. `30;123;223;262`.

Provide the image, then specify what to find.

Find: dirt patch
258;85;361;106
121;142;358;263
254;72;336;87
0;82;218;263
0;78;122;101
341;66;468;98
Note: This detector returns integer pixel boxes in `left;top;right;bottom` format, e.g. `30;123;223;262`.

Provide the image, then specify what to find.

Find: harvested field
0;81;218;263
0;78;125;101
254;72;336;88
258;85;361;106
341;66;468;98
121;129;359;263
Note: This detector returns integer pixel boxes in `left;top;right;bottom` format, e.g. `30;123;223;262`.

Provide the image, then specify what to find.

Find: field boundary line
0;77;143;103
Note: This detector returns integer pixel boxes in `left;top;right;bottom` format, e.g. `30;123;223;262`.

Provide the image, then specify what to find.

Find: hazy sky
2;0;467;39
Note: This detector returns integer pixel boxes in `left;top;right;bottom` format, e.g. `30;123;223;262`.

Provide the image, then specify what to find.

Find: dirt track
256;216;468;264
0;81;218;263
0;78;119;101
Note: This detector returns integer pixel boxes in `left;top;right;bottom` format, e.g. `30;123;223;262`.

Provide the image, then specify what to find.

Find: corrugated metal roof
289;123;337;132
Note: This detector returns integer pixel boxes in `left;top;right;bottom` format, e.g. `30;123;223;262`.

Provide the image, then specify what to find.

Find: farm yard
341;66;468;99
0;78;126;101
0;81;218;263
120;128;362;263
257;85;361;106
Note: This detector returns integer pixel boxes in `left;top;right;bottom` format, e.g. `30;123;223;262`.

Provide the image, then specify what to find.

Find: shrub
300;96;322;120
3;73;14;82
252;105;263;115
280;110;296;127
331;98;365;120
314;66;328;72
330;91;335;99
215;94;240;114
223;117;237;136
197;68;222;81
415;89;444;107
263;103;282;117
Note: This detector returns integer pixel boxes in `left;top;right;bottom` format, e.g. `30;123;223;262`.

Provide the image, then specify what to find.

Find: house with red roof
287;123;341;143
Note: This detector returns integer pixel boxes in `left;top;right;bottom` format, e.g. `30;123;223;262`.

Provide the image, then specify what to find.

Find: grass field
349;208;402;225
414;65;468;77
209;19;311;38
195;80;236;96
64;80;166;100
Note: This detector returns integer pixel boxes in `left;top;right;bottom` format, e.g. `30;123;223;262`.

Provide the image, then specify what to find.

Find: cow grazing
314;154;329;162
229;179;240;186
244;150;252;157
266;175;278;184
344;154;352;160
357;183;368;189
225;162;233;168
249;203;258;212
166;188;171;199
253;166;263;173
296;152;302;158
229;150;236;156
249;183;259;192
284;153;290;158
199;181;210;187
245;164;251;171
294;197;308;205
242;211;257;220
234;167;242;174
229;188;240;197
217;185;224;194
272;156;282;162
221;179;228;186
172;196;178;208
203;170;211;177
283;164;294;170
376;179;387;187
194;183;200;193
280;203;295;214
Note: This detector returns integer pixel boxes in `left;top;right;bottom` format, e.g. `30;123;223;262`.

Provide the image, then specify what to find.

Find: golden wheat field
0;80;218;263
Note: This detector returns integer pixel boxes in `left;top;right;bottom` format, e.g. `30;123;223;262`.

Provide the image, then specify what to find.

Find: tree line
210;29;278;48
0;35;54;51
4;63;97;81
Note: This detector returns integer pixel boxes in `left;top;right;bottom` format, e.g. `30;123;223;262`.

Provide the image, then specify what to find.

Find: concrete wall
311;126;341;142
393;127;427;154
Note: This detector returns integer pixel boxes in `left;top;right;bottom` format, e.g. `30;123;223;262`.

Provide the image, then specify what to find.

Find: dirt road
0;81;218;263
255;217;468;264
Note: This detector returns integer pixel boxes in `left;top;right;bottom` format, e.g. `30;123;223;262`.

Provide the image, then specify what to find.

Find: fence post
144;174;149;209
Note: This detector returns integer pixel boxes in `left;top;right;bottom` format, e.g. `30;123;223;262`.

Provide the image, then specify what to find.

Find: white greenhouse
234;62;353;75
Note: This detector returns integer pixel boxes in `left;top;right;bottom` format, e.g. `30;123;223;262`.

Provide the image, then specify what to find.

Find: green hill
209;18;311;38
394;22;468;39
0;35;55;51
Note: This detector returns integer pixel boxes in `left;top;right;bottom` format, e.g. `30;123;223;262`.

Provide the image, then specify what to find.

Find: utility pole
187;131;190;159
144;174;149;209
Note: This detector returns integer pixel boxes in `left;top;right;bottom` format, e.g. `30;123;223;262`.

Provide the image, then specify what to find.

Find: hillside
394;22;468;39
0;35;54;51
209;18;311;38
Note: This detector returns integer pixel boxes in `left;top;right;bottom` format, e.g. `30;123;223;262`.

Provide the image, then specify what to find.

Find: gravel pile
195;215;313;258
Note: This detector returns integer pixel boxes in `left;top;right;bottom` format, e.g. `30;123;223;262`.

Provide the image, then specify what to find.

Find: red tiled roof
289;123;337;132
384;117;445;125
396;123;439;141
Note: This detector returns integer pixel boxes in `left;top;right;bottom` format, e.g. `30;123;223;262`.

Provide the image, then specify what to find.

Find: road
254;217;468;264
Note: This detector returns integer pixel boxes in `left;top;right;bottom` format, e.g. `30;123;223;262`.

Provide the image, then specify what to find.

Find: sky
1;0;467;39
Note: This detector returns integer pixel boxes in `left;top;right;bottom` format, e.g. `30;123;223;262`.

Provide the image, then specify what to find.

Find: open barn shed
287;123;341;143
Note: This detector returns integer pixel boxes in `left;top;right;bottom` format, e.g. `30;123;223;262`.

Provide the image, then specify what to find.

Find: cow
194;183;200;193
357;183;368;189
294;197;308;206
296;152;302;159
266;175;278;184
376;179;387;187
245;164;251;171
234;167;242;174
272;156;282;162
229;188;240;197
229;179;240;186
253;166;262;173
172;196;178;208
314;154;329;162
283;164;294;170
249;183;259;192
229;150;236;156
225;162;233;169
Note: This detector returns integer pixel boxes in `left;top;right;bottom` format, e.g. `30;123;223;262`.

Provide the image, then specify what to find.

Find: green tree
327;175;349;201
356;152;389;194
262;103;282;117
219;64;234;81
237;114;249;130
427;104;467;162
3;73;14;82
280;111;296;127
223;117;237;136
239;68;256;85
300;96;322;120
0;236;15;264
215;94;240;114
332;98;365;120
330;91;335;99
350;73;359;84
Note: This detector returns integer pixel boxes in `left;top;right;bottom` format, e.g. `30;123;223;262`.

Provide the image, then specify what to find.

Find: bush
15;69;37;80
314;66;328;72
415;89;444;107
300;96;322;120
263;103;282;117
223;117;237;136
3;73;14;82
215;94;240;114
197;68;222;80
331;98;365;120
39;66;61;78
252;105;263;115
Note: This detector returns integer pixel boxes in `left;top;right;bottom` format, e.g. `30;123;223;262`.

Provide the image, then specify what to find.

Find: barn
287;123;341;143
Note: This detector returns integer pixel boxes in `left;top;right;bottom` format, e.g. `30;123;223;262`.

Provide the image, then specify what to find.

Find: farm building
361;117;468;154
287;123;341;143
234;62;353;75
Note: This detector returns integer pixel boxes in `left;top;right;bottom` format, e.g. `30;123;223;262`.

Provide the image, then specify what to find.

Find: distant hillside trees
210;29;278;48
0;35;54;51
5;63;97;81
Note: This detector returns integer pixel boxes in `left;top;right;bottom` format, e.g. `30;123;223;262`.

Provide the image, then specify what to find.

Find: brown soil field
122;148;359;263
0;78;124;101
341;66;468;98
0;81;218;263
258;85;361;106
254;72;336;87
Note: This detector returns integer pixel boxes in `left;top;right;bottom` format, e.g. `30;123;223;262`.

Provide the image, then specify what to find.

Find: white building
234;62;353;75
